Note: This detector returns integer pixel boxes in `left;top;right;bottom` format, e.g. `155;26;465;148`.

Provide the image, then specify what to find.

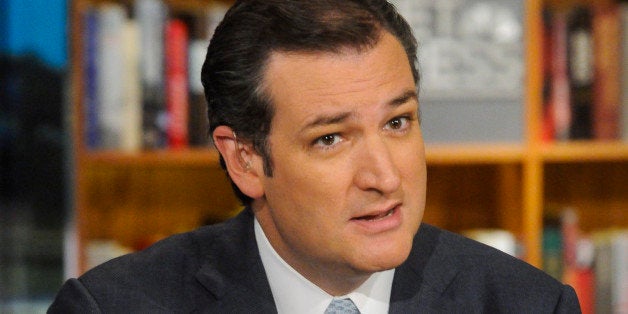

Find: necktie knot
324;298;360;314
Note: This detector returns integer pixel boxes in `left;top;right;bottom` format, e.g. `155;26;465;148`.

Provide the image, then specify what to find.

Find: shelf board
80;141;628;167
83;144;526;167
540;141;628;163
425;143;525;165
82;148;222;167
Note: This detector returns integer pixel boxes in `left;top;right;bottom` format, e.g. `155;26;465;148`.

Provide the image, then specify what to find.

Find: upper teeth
365;209;394;221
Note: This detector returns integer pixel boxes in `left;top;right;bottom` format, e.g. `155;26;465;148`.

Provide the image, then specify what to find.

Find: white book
612;232;628;313
593;229;628;313
463;228;518;257
96;4;126;149
135;0;166;89
121;20;142;152
188;40;207;95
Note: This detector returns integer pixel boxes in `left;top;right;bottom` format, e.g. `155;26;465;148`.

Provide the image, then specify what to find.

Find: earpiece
233;132;251;171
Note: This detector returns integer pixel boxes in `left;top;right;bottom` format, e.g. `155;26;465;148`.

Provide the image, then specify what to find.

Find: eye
385;116;410;131
314;134;342;148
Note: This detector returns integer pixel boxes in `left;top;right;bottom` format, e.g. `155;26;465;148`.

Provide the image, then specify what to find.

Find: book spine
165;19;189;149
96;4;126;149
592;3;622;140
560;209;596;314
542;224;563;280
188;40;209;147
593;233;613;314
136;0;167;149
611;233;628;313
83;7;100;149
541;9;556;142
612;231;628;313
567;6;594;140
121;20;142;152
550;11;572;141
593;230;628;314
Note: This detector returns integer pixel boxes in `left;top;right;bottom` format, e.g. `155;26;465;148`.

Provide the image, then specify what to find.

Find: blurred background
1;0;68;311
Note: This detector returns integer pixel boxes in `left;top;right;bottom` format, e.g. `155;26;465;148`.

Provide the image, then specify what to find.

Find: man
49;0;581;312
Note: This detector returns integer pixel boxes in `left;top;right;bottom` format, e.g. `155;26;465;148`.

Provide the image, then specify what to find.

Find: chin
354;240;413;273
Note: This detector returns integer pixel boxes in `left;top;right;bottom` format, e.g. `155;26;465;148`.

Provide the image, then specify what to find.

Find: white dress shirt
254;218;394;314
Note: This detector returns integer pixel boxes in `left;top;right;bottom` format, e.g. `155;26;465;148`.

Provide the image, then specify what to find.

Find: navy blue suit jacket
49;208;581;313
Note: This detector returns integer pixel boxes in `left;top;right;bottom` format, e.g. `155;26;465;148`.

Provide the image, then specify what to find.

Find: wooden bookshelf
84;148;223;166
540;141;628;162
425;143;525;165
69;0;627;274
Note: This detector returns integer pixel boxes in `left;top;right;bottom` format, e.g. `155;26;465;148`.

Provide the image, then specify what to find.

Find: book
135;0;168;149
165;19;190;149
559;209;597;313
592;2;622;140
96;3;126;149
611;233;628;313
188;40;210;147
567;6;594;140
593;230;628;314
542;219;563;280
462;229;518;257
83;7;100;149
120;20;142;152
549;10;572;141
86;239;133;270
563;237;596;314
541;9;556;142
593;231;614;314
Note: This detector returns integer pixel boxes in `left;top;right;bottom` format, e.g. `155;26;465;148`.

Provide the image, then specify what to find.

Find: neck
253;202;373;296
298;261;372;296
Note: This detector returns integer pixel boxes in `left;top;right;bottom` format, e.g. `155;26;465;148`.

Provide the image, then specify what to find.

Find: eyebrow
301;89;419;132
390;90;418;107
303;112;353;131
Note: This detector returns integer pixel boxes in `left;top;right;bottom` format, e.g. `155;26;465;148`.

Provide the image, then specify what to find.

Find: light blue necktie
324;298;360;314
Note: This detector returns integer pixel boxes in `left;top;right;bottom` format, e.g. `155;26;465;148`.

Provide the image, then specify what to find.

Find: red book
564;266;595;314
550;11;571;141
592;3;621;140
165;19;190;148
561;210;595;314
541;9;555;142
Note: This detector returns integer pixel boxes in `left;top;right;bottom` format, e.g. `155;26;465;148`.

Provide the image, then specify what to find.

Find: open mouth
353;206;397;222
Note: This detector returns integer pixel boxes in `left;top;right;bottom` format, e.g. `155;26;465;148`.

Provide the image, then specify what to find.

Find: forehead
262;32;415;125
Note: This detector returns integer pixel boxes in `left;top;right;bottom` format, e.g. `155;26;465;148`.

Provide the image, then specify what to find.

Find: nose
352;136;402;195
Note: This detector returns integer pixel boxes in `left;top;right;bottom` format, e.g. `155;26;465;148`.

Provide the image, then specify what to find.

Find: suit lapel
189;214;460;313
389;224;461;313
194;208;277;313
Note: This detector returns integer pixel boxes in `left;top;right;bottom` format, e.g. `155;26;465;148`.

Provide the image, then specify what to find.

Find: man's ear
212;126;265;199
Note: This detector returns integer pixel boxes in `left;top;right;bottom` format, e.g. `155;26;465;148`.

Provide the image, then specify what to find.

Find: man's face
253;32;426;291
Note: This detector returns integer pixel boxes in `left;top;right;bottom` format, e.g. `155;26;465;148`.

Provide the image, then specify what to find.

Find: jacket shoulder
408;224;581;312
52;216;246;312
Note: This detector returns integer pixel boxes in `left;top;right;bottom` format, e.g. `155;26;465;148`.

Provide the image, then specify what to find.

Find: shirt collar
254;218;394;314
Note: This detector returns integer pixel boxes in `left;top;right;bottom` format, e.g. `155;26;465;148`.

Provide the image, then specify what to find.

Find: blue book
84;7;99;149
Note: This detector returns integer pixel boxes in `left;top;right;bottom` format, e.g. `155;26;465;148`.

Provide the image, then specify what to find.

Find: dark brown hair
201;0;419;205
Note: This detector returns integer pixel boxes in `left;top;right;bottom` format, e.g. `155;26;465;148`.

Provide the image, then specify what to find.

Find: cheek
277;150;351;195
399;146;427;193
